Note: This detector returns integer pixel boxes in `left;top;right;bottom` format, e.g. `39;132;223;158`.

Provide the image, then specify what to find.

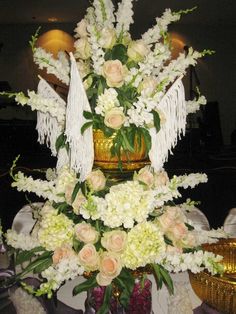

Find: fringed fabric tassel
65;53;94;181
149;76;186;171
56;147;70;170
36;78;66;157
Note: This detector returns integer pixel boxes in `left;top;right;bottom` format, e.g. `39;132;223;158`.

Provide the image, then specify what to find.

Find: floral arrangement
0;0;227;313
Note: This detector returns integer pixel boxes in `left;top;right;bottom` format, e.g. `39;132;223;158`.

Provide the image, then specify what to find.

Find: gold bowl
93;129;149;171
189;238;236;313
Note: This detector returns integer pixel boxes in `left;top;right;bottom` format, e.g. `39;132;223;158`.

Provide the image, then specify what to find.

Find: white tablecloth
12;205;202;313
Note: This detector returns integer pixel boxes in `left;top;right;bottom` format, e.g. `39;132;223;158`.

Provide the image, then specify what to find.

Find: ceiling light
48;17;58;22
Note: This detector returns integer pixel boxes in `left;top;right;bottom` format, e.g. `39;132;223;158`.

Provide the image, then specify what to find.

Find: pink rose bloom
166;245;183;254
64;183;75;205
97;252;122;286
102;60;126;87
180;232;197;248
157;206;186;232
167;222;188;242
52;245;75;265
78;244;99;271
96;272;113;286
135;166;154;188
74;222;99;244
86;169;106;191
101;230;127;253
72;192;87;214
153;170;169;188
104;107;126;130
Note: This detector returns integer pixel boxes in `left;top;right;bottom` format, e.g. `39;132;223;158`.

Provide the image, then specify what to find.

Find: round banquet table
11;204;203;314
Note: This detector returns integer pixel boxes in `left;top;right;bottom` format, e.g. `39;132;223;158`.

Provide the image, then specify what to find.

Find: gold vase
189;238;236;314
93;129;149;172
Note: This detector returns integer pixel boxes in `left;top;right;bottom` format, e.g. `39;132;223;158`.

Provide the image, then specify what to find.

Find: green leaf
97;284;113;314
152;110;161;133
83;111;93;119
56;202;70;214
114;269;135;309
185;222;194;231
152;263;163;289
73;275;97;296
55;133;67;153
19;251;53;277
34;257;52;273
159;265;174;294
15;246;45;265
71;181;81;203
121;130;135;153
73;237;83;253
110;44;128;63
81;121;93;135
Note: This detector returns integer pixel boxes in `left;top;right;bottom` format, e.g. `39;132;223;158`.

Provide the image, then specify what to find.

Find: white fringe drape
65;53;94;182
148;76;186;171
36;78;66;157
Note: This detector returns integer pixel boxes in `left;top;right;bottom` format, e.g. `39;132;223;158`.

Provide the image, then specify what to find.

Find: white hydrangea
101;181;156;228
80;195;107;220
95;88;120;116
39;256;84;296
33;48;70;85
115;0;135;35
6;229;40;250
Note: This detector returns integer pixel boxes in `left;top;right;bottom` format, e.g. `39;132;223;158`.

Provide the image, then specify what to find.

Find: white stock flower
33;47;70;85
115;0;135;35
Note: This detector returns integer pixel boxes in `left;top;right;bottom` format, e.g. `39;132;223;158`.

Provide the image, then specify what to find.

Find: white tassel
149;76;186;171
56;147;70;170
65;53;94;181
36;78;66;156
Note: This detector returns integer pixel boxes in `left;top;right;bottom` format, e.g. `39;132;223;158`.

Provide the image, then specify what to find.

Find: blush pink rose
52;245;75;265
135;166;154;188
104;107;126;130
78;244;99;271
101;230;127;253
74;222;99;244
72;192;87;214
98;252;122;283
167;223;188;241
153;170;169;188
96;272;113;286
86;169;106;191
102;60;126;87
157;206;186;232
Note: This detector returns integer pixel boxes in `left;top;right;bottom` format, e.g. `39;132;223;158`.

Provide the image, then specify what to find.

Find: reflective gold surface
93;129;149;171
189;238;236;313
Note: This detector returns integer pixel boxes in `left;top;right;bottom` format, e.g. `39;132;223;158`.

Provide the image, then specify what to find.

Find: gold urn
189;238;236;313
93;129;149;173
